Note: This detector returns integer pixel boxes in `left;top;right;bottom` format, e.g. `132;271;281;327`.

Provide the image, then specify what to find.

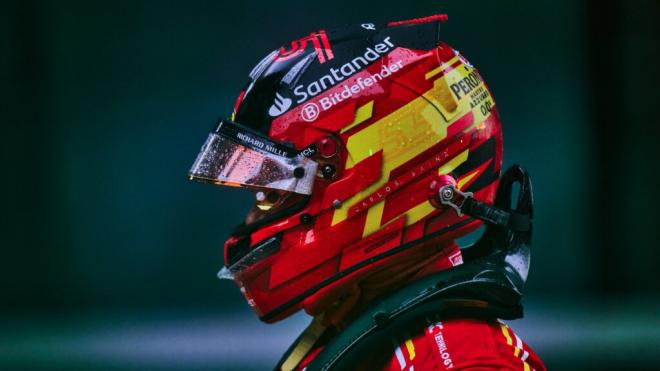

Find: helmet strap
279;315;327;371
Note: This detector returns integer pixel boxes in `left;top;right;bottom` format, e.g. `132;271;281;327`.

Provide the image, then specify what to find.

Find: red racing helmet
189;14;503;322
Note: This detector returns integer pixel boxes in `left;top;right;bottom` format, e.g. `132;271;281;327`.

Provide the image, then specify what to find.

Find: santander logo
268;92;293;117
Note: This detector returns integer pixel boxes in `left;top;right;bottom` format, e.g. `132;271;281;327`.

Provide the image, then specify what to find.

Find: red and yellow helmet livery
190;14;503;322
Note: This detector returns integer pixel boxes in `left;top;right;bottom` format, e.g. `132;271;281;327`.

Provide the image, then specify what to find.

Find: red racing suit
297;318;545;370
381;319;545;371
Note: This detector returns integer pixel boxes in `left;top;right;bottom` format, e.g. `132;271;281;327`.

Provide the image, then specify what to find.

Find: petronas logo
268;92;292;117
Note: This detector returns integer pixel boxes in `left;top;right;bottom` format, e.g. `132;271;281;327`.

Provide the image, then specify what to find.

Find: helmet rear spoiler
387;14;449;27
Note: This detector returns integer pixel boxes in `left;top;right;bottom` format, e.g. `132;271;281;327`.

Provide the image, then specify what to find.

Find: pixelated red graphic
273;30;334;64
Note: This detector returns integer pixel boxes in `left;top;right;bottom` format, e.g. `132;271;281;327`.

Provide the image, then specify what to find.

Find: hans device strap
276;165;534;371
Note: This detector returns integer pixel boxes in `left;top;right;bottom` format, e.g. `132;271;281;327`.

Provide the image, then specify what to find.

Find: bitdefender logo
293;36;395;104
269;37;398;119
268;92;292;117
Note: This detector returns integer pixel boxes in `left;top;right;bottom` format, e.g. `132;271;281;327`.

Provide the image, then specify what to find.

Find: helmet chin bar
431;165;534;292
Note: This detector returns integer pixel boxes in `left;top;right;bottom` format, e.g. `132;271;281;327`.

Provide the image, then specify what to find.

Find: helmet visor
189;120;318;195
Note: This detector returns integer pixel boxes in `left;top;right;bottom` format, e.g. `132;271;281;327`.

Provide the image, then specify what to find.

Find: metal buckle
438;184;473;217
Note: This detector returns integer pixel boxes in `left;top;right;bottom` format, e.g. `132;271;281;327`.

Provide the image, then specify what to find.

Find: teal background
2;0;659;370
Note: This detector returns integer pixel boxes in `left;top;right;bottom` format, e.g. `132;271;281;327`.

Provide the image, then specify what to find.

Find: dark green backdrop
3;1;659;370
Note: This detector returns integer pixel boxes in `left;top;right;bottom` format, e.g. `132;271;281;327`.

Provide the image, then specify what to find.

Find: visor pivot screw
300;213;313;225
321;164;336;179
255;191;266;202
318;137;338;158
332;199;342;209
293;167;305;179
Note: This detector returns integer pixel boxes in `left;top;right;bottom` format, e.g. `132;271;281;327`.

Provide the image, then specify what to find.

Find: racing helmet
189;14;504;322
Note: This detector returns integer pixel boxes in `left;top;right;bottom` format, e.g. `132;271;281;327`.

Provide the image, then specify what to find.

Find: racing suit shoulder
383;318;546;371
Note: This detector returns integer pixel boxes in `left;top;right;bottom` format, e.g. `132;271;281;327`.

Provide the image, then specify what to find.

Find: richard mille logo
268;92;292;117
